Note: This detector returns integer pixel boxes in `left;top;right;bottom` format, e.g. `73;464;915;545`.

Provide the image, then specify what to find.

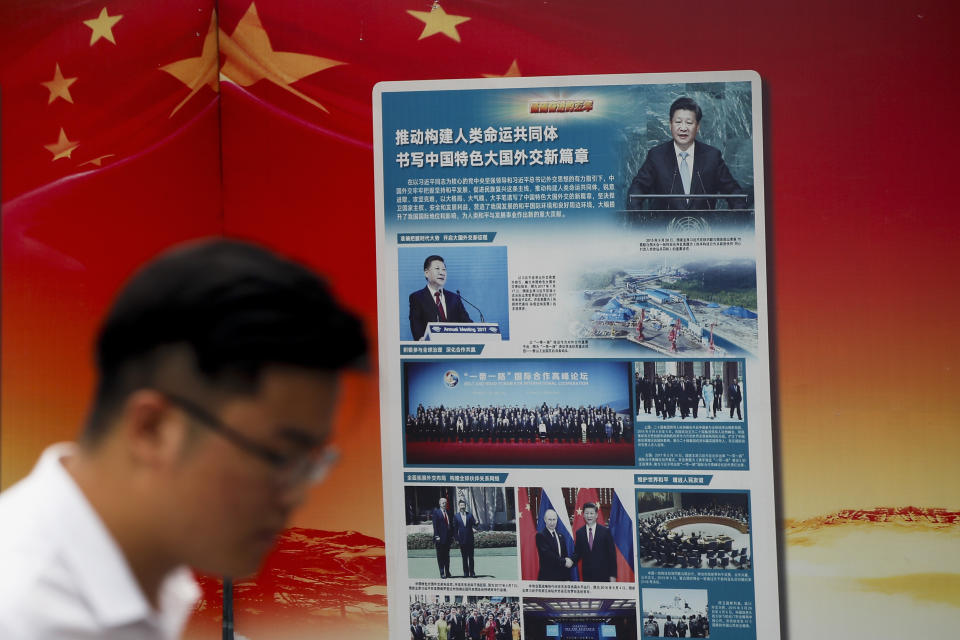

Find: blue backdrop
398;245;509;341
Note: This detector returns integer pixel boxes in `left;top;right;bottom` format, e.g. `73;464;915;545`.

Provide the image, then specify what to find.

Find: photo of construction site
569;257;758;356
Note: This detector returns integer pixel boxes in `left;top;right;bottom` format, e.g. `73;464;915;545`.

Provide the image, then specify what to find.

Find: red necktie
588;527;594;550
435;290;447;321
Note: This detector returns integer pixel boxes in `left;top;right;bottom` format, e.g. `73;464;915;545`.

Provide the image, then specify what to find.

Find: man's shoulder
410;286;429;301
693;140;722;158
0;542;94;637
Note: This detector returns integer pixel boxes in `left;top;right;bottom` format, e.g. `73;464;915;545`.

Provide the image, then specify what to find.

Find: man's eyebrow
274;426;323;448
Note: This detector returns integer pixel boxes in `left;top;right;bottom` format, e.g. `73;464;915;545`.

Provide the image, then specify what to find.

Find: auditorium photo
621;84;755;234
641;588;710;638
518;487;635;583
636;491;751;571
404;359;634;467
634;360;744;422
405;486;518;580
409;595;522;640
522;598;637;640
398;245;509;342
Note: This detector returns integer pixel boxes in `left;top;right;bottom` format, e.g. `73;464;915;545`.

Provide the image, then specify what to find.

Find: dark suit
573;524;617;582
448;614;466;640
467;614;484;640
728;383;743;419
453;510;479;577
627;140;743;211
432;506;453;578
409;286;472;340
535;528;571;581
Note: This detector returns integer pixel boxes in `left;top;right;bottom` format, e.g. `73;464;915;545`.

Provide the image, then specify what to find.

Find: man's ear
118;389;189;467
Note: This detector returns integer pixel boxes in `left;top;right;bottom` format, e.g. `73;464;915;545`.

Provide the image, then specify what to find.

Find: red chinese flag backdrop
3;1;960;638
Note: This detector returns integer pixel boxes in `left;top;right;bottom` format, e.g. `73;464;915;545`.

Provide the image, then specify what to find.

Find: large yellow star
44;128;79;161
483;59;521;78
41;64;78;104
219;2;344;113
83;7;123;46
407;4;471;43
160;11;220;117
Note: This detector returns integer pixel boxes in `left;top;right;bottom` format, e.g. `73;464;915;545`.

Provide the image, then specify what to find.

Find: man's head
423;255;447;290
458;499;466;512
583;502;598;526
669;96;702;151
439;497;448;510
82;239;366;577
543;508;558;531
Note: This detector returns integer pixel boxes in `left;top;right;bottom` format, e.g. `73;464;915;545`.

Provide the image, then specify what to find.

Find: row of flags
518;487;635;582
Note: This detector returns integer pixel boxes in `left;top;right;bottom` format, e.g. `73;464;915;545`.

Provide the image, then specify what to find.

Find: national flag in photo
608;488;636;582
518;487;540;581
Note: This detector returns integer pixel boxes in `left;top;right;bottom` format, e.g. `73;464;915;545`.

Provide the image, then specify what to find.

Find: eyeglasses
162;392;339;487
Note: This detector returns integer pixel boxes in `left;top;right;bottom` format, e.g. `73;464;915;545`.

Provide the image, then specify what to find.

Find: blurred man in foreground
0;239;367;639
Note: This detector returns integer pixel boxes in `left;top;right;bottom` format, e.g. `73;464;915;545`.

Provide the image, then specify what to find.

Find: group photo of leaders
634;360;744;422
621;86;754;232
637;491;751;571
641;588;710;638
399;247;509;342
522;598;637;640
518;487;634;583
404;360;635;466
405;486;518;580
409;595;522;640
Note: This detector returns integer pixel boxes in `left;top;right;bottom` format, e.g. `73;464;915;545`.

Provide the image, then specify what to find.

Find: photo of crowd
407;403;631;444
634;361;743;421
409;596;522;640
404;360;634;466
637;492;751;570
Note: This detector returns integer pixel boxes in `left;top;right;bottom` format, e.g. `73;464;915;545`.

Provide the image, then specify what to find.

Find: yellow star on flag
44;128;79;161
407;4;471;43
160;11;220;117
41;64;78;104
219;3;345;113
83;7;123;46
483;59;521;78
79;154;115;167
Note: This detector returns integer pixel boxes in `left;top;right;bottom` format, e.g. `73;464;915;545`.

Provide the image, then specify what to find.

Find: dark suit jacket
627;140;743;211
573;524;617;582
453;511;478;546
409;286;473;340
535;528;571;581
432;507;453;546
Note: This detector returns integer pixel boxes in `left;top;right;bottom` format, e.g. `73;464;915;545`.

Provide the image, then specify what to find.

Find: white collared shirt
426;283;448;317
0;443;200;639
674;142;696;194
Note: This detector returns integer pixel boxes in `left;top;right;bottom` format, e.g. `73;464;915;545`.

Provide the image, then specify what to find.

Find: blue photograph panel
382;81;754;233
404;359;634;467
398;245;509;341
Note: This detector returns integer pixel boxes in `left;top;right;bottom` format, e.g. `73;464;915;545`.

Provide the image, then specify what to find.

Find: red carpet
406;440;634;466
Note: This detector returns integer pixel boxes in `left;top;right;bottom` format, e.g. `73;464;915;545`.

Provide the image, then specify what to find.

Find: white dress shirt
674;141;696;194
0;443;200;639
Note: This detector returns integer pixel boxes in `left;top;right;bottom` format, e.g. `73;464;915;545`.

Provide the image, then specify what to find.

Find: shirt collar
426;283;443;297
39;443;200;631
674;141;696;161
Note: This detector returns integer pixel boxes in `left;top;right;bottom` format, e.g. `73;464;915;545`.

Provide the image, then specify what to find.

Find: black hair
84;239;367;442
669;96;702;123
583;502;598;512
423;255;445;271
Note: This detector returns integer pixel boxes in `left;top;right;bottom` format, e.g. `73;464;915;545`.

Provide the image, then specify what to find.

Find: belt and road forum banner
375;71;776;640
